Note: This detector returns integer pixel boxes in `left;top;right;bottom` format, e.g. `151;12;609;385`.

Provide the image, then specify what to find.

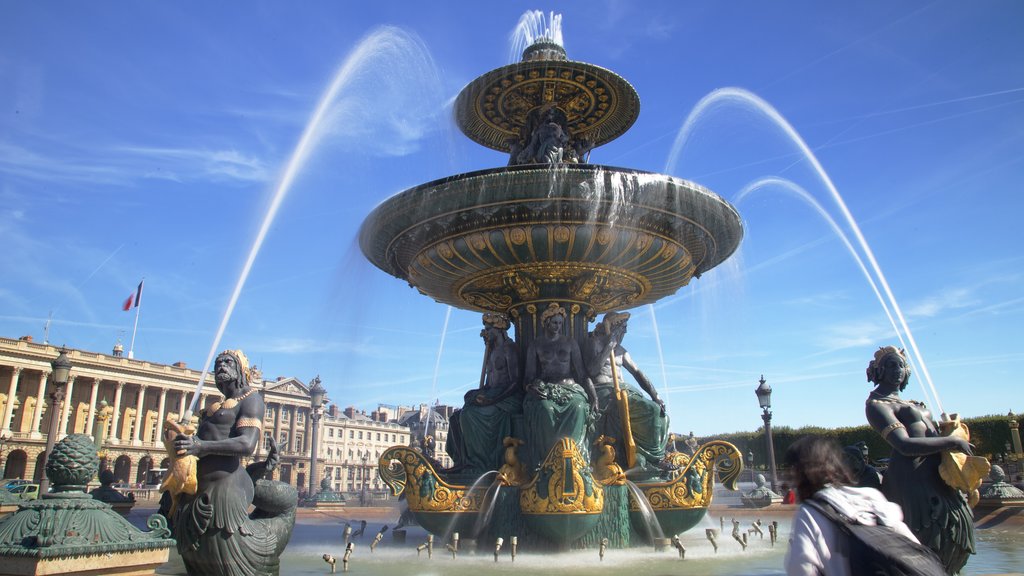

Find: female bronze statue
522;303;598;469
865;346;974;575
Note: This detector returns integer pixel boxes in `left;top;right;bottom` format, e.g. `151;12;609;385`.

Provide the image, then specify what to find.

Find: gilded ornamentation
592;435;626;486
510;227;528;245
629;441;742;511
468;233;487;251
553;225;571;243
596;227;613;245
497;437;528;487
379;446;484;514
520;438;603;514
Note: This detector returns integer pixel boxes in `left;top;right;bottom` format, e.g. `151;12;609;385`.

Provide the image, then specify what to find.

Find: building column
177;392;186;419
85;378;100;438
2;367;21;432
30;370;49;438
58;376;77;438
273;403;282;447
289;406;297;453
110;381;125;444
132;385;147;445
155;388;167;443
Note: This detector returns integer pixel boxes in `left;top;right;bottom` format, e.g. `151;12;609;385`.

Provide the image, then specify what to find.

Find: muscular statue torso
195;392;263;486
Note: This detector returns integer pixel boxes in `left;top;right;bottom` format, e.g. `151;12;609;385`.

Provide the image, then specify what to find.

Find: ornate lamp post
754;375;779;492
746;450;755;483
40;346;72;494
307;376;326;498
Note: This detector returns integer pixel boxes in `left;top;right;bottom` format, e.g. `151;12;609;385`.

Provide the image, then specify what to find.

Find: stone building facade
0;336;417;499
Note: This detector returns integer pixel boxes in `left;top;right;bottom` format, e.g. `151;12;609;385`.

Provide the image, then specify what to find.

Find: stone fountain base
0;548;169;576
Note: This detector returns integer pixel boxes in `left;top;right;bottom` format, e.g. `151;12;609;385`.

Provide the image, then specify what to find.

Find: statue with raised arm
865;346;976;575
448;313;523;473
171;349;297;576
522;303;598;469
584;311;669;473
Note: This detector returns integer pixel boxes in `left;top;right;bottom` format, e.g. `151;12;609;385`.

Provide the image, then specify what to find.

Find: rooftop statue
522;303;598;470
446;313;523;473
584;311;669;475
865;346;980;575
169;349;297;576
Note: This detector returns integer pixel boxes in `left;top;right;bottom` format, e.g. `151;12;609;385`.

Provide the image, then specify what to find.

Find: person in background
784;435;918;576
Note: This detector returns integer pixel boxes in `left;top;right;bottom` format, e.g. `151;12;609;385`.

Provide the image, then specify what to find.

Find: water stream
183;26;442;419
664;87;944;413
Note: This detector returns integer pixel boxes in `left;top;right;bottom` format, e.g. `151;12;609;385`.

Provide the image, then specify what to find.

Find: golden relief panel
629;441;743;512
520;438;603;515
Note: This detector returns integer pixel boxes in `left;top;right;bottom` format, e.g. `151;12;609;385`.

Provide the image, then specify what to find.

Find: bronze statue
90;469;136;504
584;311;669;473
865;346;974;575
447;313;523;473
171;349;296;576
522;303;598;468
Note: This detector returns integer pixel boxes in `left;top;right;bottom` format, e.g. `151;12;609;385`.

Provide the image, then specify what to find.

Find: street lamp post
754;375;779;492
361;452;370;506
746;450;755;483
307;376;326;499
40;347;72;494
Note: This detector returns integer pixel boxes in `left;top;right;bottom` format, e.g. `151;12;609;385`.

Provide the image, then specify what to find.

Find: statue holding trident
162;349;297;576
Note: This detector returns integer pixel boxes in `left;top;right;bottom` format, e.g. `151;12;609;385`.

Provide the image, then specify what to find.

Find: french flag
122;280;144;311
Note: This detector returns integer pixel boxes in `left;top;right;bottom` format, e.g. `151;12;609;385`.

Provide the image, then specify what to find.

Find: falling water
439;470;499;545
664;87;944;414
734;177;936;410
646;304;671;405
423;305;452;441
184;27;441;419
624;480;665;542
472;479;504;538
508;10;563;63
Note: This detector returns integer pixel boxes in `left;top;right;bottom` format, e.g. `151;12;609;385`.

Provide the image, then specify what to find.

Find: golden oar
609;350;637;469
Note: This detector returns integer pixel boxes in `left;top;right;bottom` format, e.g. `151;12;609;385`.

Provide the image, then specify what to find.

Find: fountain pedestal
0;434;173;576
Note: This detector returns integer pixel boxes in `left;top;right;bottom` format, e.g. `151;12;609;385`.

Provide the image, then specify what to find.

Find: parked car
3;479;31;492
8;484;39;500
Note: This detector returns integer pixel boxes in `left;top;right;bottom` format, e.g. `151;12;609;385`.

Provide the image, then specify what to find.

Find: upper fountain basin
359;164;743;315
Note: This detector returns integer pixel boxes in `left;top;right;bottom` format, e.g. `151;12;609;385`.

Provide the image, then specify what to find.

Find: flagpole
128;281;143;359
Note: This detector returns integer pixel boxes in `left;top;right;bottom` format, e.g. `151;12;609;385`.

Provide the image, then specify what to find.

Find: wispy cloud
115;145;271;183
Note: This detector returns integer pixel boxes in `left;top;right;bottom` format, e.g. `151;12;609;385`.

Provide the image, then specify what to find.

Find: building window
376;433;381;441
358;431;363;440
279;432;289;447
265;406;274;420
349;430;354;439
329;428;334;438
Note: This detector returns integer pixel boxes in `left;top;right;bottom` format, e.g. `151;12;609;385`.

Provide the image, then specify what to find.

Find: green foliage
695;412;1019;472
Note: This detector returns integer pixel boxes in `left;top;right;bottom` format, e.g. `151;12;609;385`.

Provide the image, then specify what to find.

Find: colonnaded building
0;335;452;497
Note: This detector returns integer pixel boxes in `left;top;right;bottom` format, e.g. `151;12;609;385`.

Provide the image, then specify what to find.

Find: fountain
359;16;743;549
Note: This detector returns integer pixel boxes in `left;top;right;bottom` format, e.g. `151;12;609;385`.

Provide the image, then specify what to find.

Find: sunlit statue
584;311;669;473
522;303;598;469
170;350;297;576
448;313;523;473
865;346;977;575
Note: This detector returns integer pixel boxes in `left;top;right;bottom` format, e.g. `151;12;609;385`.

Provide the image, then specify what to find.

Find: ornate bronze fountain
361;30;744;548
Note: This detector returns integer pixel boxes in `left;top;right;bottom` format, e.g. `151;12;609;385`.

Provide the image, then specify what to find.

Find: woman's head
783;436;853;502
866;346;911;390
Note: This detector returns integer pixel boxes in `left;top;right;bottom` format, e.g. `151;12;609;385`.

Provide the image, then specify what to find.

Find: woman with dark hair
784;435;918;576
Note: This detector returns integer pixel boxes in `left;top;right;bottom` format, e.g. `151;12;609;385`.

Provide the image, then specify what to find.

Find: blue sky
2;1;1022;437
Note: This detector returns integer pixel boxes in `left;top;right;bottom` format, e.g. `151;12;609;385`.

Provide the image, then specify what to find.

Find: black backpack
806;498;945;576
